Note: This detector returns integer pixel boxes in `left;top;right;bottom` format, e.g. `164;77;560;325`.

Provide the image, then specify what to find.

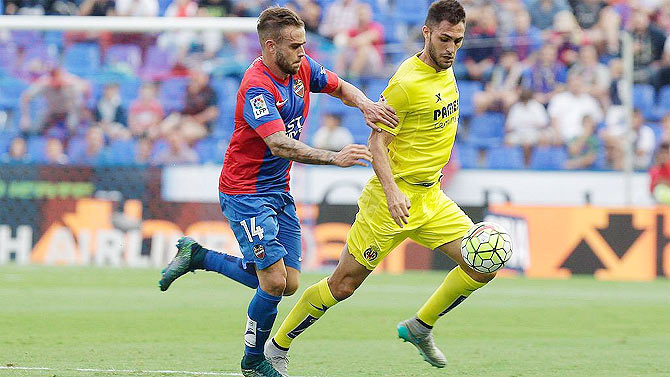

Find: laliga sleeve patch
251;94;270;119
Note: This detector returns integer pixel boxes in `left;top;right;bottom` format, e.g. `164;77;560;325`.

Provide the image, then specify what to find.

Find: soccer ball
460;222;513;273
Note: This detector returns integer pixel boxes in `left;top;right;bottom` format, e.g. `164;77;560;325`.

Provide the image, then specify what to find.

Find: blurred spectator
20;67;89;139
529;0;570;30
160;69;218;143
649;142;670;204
286;0;321;34
135;137;153;164
197;0;232;17
657;37;670;89
569;0;605;30
473;49;522;114
660;113;670;143
44;137;69;164
94;83;129;140
79;0;116;16
564;114;598;169
319;0;360;40
631;8;665;84
70;126;109;165
151;133;198;165
506;9;542;63
1;136;30;163
548;11;582;68
460;4;498;82
605;109;656;170
129;82;164;139
505;88;552;166
158;0;222;60
231;0;273;17
334;3;384;79
548;73;603;143
115;0;157;16
521;43;567;105
4;0;77;15
568;44;611;107
607;58;627;106
312;113;353;152
492;0;525;36
653;0;670;34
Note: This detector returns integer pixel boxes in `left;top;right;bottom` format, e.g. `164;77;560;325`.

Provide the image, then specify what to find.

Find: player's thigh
411;191;473;251
220;194;287;271
327;243;374;301
276;200;302;272
347;209;410;271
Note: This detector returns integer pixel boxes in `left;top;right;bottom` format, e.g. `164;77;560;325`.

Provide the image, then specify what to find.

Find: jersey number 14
240;217;264;242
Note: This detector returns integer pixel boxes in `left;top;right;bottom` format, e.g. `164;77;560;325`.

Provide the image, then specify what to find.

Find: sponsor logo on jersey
363;245;380;262
253;244;265;259
251;94;270;119
293;78;305;98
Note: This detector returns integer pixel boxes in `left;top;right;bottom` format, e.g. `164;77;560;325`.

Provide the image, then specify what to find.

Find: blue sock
244;288;282;356
203;249;259;289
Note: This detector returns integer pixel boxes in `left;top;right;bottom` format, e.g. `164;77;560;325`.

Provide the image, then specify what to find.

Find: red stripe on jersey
322;71;340;93
256;119;285;138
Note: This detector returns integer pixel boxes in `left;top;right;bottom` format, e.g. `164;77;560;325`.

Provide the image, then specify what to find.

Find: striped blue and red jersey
219;55;339;194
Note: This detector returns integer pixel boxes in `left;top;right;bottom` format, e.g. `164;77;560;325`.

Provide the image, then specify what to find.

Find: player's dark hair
425;0;466;28
257;6;305;43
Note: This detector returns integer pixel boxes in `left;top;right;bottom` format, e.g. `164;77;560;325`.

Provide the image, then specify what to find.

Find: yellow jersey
376;53;460;185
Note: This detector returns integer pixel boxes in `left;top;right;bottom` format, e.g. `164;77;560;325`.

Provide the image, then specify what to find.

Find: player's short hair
257;6;305;43
425;0;466;28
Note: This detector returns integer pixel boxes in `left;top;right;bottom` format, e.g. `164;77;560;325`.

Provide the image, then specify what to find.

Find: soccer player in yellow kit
264;1;497;374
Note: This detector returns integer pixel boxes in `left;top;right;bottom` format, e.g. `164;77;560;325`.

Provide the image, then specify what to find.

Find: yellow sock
416;266;487;327
273;277;338;349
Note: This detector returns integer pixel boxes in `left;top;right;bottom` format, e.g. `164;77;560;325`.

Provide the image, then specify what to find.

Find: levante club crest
253;244;265;260
293;78;304;98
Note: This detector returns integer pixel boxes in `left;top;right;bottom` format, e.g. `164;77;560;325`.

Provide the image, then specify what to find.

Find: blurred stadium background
0;0;669;376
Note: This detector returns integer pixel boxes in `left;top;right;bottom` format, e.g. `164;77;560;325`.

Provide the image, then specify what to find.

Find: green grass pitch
1;266;669;377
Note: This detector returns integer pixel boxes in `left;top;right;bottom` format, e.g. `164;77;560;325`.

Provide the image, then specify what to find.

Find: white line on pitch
0;366;318;377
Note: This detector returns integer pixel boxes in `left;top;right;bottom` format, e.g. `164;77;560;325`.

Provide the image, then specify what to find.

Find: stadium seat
633;84;656;119
0;77;28;111
485;145;525;169
26;136;48;163
108;139;137;165
342;108;369;145
466;112;505;148
455;142;479;168
159;77;189;113
457;80;483;119
23;44;58;66
105;44;142;73
10;30;42;47
66;136;87;163
194;137;225;164
529;146;568;170
64;43;101;77
653;85;670;119
43;31;64;49
0;43;17;71
364;78;388;101
394;1;429;25
140;46;175;80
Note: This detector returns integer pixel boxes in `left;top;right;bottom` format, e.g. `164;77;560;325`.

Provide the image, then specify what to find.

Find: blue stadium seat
108;139;137;165
455;142;479;169
394;1;429;25
105;44;142;73
633;84;656;119
26;136;48;163
0;77;28;111
653;85;670;119
159;77;189;113
466;112;505;148
485;145;525;169
194;137;225;164
66;136;87;162
0;44;17;71
64;43;101;77
140;46;175;80
43;31;64;49
457;80;482;119
364;78;388;101
10;30;42;47
342;108;369;145
529;146;568;170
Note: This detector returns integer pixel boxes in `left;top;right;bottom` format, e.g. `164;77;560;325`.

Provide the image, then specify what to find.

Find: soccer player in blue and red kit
158;6;399;377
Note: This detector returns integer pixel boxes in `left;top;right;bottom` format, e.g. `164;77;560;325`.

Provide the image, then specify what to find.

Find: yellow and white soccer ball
460;222;513;273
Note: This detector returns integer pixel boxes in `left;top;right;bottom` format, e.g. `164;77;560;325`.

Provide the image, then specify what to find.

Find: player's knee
328;279;357;301
283;281;299;296
262;274;287;296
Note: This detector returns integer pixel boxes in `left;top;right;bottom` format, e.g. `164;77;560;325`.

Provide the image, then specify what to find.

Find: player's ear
421;25;430;41
264;38;276;53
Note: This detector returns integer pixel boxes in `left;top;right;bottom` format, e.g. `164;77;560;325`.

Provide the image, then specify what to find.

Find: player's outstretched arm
329;79;399;132
264;131;372;167
369;130;411;227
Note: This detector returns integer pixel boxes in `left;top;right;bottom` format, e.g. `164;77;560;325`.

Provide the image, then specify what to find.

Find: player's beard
276;49;300;75
428;33;452;70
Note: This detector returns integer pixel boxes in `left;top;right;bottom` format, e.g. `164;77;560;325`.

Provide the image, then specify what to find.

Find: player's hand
332;144;373;167
360;100;399;132
386;186;411;227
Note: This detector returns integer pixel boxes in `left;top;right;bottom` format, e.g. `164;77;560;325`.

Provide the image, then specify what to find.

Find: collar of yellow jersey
413;52;450;75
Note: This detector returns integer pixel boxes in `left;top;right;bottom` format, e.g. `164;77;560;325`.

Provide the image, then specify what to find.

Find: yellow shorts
347;176;473;270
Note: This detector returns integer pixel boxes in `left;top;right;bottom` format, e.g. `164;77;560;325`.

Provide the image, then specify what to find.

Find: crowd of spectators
0;0;670;177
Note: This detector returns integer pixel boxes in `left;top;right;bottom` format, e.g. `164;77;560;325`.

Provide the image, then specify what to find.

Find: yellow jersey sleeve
376;81;409;136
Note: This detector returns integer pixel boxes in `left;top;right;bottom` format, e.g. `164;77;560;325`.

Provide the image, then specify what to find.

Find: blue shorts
219;191;302;271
